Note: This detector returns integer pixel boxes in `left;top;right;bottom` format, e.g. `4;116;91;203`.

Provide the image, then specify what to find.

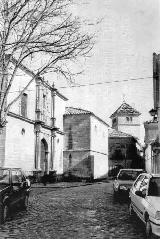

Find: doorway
40;138;48;173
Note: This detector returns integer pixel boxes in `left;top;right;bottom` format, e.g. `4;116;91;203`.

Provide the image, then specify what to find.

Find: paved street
0;181;149;239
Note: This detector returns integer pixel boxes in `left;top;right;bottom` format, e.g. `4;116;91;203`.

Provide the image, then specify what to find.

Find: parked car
0;167;31;224
129;173;160;238
113;168;144;200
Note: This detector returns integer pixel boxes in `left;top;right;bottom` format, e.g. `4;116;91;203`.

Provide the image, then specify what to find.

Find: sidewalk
31;180;109;189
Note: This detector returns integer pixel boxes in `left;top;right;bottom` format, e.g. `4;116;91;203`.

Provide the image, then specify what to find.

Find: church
0;59;68;178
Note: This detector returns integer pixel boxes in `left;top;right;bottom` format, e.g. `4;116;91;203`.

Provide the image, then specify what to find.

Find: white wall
5;116;35;173
90;116;108;155
54;132;64;174
92;152;109;179
8;67;36;120
90;116;109;178
118;115;140;125
118;116;141;140
55;94;66;130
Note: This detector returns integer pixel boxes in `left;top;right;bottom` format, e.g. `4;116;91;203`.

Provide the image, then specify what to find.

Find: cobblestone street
0;181;149;239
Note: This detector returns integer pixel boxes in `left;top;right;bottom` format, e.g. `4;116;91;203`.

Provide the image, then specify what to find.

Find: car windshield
0;169;9;185
118;170;141;181
148;177;160;196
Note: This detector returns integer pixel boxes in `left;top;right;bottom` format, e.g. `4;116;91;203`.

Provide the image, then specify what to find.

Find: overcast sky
52;0;160;142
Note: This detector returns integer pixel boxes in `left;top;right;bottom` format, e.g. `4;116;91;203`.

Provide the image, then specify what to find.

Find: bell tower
110;102;141;140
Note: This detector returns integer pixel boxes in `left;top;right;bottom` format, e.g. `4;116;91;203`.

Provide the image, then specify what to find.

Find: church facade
0;60;67;177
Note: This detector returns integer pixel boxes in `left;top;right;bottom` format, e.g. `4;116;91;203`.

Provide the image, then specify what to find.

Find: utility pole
157;54;160;173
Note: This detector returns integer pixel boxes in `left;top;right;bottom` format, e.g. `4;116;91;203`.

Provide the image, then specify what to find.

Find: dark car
113;168;144;201
0;167;31;224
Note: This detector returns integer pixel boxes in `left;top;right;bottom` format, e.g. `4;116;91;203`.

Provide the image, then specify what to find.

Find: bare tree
0;0;94;126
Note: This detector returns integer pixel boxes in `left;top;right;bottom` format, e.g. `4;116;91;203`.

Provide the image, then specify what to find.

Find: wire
2;75;153;94
59;76;153;89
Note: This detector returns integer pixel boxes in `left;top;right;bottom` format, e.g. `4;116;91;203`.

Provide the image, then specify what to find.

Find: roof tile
110;102;141;118
109;128;134;138
65;107;92;115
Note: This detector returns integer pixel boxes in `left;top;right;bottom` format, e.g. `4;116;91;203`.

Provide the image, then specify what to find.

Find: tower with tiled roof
110;102;141;140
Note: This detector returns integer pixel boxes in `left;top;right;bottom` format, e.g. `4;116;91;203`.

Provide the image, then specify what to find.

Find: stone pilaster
50;84;57;170
34;123;41;170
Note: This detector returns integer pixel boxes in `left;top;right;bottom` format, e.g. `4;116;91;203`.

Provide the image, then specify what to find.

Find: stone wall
63;114;90;151
63;150;92;178
63;114;109;179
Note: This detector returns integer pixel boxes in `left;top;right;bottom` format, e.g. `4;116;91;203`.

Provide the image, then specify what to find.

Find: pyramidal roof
110;102;141;118
64;107;109;127
109;128;135;138
65;107;92;115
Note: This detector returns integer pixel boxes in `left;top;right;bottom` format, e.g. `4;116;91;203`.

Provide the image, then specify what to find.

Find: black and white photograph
0;0;160;238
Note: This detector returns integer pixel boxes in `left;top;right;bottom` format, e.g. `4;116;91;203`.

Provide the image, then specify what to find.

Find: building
144;120;158;173
110;101;141;140
108;128;143;176
63;107;109;180
0;60;67;177
144;53;159;173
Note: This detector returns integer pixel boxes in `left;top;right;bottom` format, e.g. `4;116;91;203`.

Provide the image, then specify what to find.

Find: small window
21;93;28;117
126;116;133;122
43;94;46;109
43;94;46;121
126;117;129;122
112;118;117;125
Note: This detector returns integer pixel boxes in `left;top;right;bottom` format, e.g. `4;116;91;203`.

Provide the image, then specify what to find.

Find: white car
129;173;160;238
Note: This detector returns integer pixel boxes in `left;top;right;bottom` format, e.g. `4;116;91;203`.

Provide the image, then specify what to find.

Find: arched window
21;93;28;117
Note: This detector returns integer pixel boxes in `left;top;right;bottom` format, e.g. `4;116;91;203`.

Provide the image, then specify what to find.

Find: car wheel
128;202;134;218
0;204;9;224
146;219;153;239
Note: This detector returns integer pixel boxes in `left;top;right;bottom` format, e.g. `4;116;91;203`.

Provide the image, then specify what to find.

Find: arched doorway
40;138;48;173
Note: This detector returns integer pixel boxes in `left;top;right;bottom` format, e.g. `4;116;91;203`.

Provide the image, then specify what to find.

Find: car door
135;176;149;220
130;175;145;215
